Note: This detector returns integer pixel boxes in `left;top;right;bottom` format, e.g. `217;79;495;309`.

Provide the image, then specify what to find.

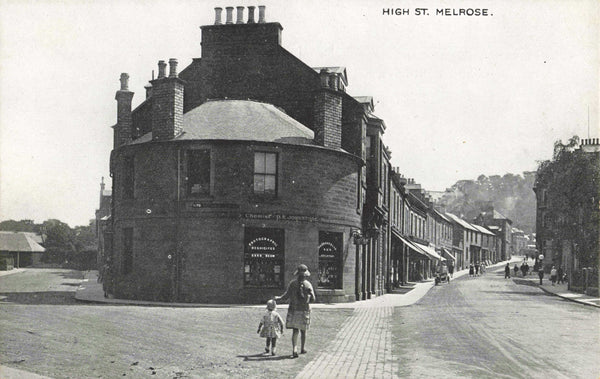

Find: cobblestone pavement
297;306;397;379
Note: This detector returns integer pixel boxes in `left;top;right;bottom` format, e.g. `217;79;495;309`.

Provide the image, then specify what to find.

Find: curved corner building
106;7;382;303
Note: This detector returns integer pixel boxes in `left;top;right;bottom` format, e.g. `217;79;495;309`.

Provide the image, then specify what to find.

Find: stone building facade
105;6;376;303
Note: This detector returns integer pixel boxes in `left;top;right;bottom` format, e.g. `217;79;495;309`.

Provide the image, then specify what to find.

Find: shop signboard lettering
243;227;284;288
318;231;343;289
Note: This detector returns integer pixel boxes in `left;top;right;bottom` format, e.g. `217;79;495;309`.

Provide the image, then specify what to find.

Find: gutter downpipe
174;148;182;302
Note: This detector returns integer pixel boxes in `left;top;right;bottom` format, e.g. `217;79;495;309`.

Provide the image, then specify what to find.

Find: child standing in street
257;299;284;355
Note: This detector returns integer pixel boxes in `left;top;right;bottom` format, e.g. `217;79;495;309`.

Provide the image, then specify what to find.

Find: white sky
0;0;598;226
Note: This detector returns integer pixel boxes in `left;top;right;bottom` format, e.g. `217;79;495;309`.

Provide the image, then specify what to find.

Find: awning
398;236;429;259
413;242;445;261
441;248;456;261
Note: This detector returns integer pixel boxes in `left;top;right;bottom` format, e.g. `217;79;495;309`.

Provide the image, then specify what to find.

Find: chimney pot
214;7;223;25
247;6;256;23
258;5;266;23
236;6;244;24
168;58;178;78
157;60;167;79
119;73;129;90
226;7;234;24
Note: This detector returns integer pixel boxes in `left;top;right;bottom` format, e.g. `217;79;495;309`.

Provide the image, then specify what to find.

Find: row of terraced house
96;6;511;303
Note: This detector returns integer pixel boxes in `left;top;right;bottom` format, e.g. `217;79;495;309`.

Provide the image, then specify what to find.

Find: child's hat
267;299;276;310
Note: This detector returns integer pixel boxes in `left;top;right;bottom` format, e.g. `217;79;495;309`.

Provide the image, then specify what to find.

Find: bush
0;256;14;270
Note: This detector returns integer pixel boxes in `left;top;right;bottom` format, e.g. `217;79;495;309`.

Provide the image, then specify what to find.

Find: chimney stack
236;6;244;24
258;5;266;23
214;7;223;25
151;59;184;141
313;69;342;149
114;73;134;149
247;6;256;23
226;6;234;24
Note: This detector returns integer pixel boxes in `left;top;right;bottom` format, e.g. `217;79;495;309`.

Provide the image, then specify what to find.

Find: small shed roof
0;231;45;252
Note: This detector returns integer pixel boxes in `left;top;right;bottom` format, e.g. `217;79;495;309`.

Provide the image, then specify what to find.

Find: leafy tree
0;219;38;233
536;136;599;267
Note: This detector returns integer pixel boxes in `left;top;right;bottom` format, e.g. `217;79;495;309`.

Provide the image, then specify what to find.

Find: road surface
392;266;599;378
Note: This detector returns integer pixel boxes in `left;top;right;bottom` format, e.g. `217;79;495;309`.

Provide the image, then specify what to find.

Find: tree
536;136;599;268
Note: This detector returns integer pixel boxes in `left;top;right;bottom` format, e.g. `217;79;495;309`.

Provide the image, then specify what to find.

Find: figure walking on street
557;266;564;284
475;263;480;276
550;266;557;286
538;268;544;285
469;264;474;277
257;299;284;355
514;264;519;277
505;263;511;279
274;264;315;358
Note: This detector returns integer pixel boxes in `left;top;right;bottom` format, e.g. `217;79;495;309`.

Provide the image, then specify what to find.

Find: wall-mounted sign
243;213;319;223
189;202;239;209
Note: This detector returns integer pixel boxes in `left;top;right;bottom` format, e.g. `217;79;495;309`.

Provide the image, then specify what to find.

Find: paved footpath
297;305;396;379
296;259;519;379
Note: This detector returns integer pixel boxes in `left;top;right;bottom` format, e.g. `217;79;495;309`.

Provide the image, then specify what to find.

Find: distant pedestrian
524;262;529;276
520;263;526;277
538;268;544;285
469;264;474;277
274;264;315;358
480;263;486;275
475;263;480;276
505;263;510;279
557;267;564;284
550;266;557;286
514;264;519;277
449;264;454;278
257;300;284;356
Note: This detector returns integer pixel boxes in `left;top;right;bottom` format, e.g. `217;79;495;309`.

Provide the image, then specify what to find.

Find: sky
0;0;598;227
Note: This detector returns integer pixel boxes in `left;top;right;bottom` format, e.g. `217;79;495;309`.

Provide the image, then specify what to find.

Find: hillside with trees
439;172;537;233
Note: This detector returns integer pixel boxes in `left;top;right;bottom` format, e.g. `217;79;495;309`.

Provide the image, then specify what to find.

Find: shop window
122;227;133;275
318;231;343;289
254;152;278;196
244;227;284;288
123;156;135;199
187;149;211;196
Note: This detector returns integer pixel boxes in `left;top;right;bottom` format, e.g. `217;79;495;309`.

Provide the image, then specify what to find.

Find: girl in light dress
257;299;284;355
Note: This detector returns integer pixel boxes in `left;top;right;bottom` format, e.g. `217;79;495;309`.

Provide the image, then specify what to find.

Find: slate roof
0;232;45;253
471;224;496;236
132;100;315;146
445;213;478;231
